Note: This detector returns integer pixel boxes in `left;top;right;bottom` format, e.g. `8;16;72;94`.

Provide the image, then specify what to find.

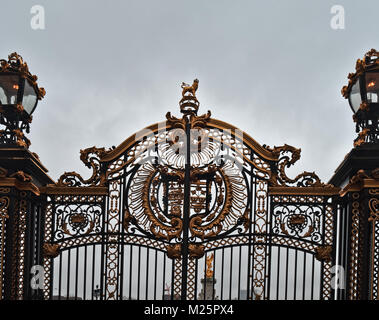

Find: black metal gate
38;85;340;300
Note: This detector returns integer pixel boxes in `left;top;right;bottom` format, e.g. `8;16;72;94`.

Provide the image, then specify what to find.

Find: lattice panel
349;192;361;299
187;258;196;300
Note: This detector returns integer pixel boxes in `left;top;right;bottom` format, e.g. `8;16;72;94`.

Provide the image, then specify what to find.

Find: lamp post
330;49;379;300
0;53;52;300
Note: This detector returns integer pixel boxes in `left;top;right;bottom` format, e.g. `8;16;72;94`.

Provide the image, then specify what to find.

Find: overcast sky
1;0;377;183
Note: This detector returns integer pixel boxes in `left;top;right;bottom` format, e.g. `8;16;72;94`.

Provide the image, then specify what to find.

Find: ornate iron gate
38;81;340;300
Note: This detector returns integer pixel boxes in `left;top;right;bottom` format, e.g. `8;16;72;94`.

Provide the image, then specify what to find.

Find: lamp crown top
0;52;45;100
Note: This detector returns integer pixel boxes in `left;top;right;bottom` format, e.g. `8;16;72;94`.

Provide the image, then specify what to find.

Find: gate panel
38;88;340;300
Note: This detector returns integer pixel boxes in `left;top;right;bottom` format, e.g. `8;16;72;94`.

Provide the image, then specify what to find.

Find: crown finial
179;79;200;115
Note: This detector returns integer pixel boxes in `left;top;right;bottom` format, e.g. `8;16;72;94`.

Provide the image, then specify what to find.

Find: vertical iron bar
91;245;95;300
128;245;133;300
153;250;157;300
194;257;198;300
266;195;273;300
302;252;306;300
145;248;150;299
58;253;62;300
276;247;280;300
83;245;87;300
162;252;166;300
213;250;216;300
181;119;191;300
294;249;298;300
229;247;233;299
237;246;241;300
75;247;79;300
284;246;289;300
137;246;141;299
66;249;71;300
310;254;315;300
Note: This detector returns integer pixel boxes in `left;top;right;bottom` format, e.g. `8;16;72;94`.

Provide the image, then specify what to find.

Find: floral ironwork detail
273;205;322;241
267;144;333;188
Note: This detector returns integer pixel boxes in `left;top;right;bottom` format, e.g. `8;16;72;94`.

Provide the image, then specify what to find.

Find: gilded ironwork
205;253;214;278
31;78;340;301
268;144;333;188
315;245;333;262
341;48;379;99
57;146;109;186
42;243;60;258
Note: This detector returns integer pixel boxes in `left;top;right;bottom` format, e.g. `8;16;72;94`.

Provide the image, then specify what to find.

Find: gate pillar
330;145;379;300
0;53;53;299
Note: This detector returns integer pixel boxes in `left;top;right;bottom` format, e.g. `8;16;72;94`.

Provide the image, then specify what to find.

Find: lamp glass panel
22;80;37;114
366;72;379;103
0;75;20;105
349;80;361;113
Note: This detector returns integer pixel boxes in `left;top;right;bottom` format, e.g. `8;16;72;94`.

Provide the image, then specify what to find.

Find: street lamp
0;52;45;148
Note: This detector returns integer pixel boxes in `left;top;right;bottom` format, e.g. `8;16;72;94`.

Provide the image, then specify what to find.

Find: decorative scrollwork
57;146;109;186
268;144;332;188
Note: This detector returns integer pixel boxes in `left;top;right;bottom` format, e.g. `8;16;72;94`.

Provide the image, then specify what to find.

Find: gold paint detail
205;253;214;278
173;259;182;299
43;243;60;258
187;258;196;300
57;146;110;186
368;189;379;300
42;202;53;299
0;195;10;299
268;144;334;188
0;52;46;100
349;192;361;300
105;180;121;300
341;49;379;99
167;244;182;259
340;168;379;196
188;243;205;259
354;128;370;147
251;180;267;300
315;245;333;262
180;79;200;114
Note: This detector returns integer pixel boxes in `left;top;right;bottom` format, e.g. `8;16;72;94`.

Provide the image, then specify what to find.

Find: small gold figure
205;253;214;278
181;79;199;98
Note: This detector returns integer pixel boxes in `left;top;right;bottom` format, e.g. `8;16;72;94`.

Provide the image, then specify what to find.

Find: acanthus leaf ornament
43;243;61;258
315;245;333;263
57;146;110;186
166;244;182;259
